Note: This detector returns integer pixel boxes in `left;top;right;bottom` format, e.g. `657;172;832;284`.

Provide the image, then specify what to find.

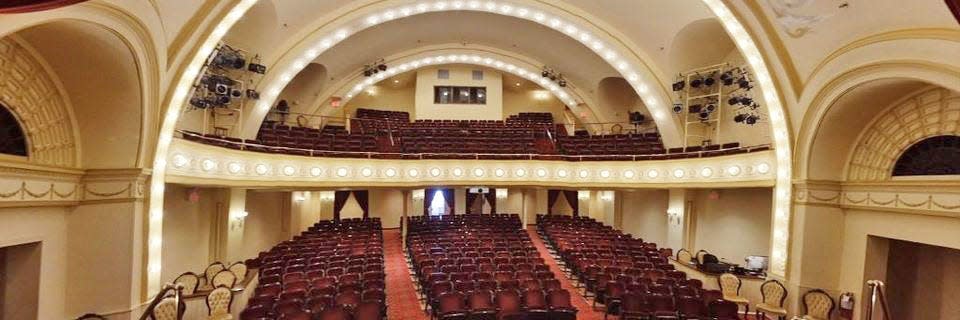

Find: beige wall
620;190;669;245
690;188;772;264
343;83;417;118
0;207;67;319
501;86;567;123
241;191;289;261
369;189;404;228
415;65;503;120
161;185;217;282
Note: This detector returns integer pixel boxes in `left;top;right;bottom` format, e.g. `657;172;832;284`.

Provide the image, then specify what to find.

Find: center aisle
383;229;429;320
526;228;606;320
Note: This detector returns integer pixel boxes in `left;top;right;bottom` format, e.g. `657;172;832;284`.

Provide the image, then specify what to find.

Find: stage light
230;89;243;98
720;71;735;86
189;97;209;109
212;48;246;70
378;64;387;71
672;80;686;91
734;114;746;123
215;95;231;105
246;89;260;99
698;112;710;120
558;79;567;87
746;115;758;125
672;104;684;114
728;96;740;105
247;63;266;74
363;69;373;77
214;83;229;95
703;74;716;87
738;77;753;90
688;104;703;114
542;70;549;77
741;97;753;105
705;103;717;113
690;77;703;88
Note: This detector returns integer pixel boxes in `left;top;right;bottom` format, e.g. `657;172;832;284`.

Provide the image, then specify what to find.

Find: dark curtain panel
333;191;351;220
0;0;88;13
465;192;479;214
442;188;455;215
423;188;436;215
353;190;369;218
948;0;960;24
547;190;560;215
485;188;497;214
563;190;579;216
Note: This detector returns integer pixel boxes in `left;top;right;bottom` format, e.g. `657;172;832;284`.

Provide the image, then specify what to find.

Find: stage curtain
485;188;497;213
466;192;479;214
333;190;350;220
442;188;455;215
423;188;436;215
563;190;579;216
0;0;88;13
547;190;559;215
353;190;369;218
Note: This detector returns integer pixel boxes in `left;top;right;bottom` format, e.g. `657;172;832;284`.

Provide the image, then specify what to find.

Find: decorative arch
847;87;960;181
0;36;76;166
892;135;960;177
0;103;28;157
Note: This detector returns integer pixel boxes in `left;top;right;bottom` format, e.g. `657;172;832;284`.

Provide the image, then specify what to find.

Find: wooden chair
801;289;834;320
718;273;750;315
755;279;788;320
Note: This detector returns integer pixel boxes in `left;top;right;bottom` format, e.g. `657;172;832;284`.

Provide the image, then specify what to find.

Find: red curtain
0;0;87;13
485;188;497;214
563;190;579;216
547;190;559;215
352;190;369;218
333;191;350;220
423;188;436;215
465;192;479;214
948;0;960;24
442;188;455;215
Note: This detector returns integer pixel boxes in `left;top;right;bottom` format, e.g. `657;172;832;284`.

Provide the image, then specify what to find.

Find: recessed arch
668;18;737;75
0;103;28;157
892;135;960;177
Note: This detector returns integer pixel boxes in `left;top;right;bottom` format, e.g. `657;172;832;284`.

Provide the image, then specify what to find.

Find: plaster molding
794;180;960;217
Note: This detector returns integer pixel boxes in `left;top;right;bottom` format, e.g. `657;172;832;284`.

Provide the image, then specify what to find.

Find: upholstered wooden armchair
206;286;234;320
676;249;693;264
718;273;750;315
212;269;238;288
173;272;200;295
755;279;788;320
227;262;248;281
199;262;226;291
801;289;834;320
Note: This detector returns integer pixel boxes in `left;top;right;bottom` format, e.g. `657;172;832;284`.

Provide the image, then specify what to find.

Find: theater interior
0;0;958;319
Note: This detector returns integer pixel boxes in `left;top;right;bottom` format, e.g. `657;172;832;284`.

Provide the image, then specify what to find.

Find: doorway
0;241;41;320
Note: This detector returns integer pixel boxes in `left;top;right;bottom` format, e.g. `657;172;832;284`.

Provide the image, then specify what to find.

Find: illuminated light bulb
150;210;163;221
536;168;547;177
361;168;373;177
401;7;413;15
335;29;348;40
310;167;322;177
283;166;296;176
417;3;429;12
336;168;349;177
533;12;545;22
473;168;485;177
451;1;463;9
578;170;589;178
430;168;441;177
757;163;771;174
408;168;420;177
228;162;242;174
557;169;568;178
673;169;685;178
484;2;496;10
701;167;714;177
385;168;397;177
449;168;463;177
499;4;512;13
201;159;217;172
599;170;611;178
172;154;188;168
549;19;562;28
727;166;741;176
495;168;505;177
515;168;527;177
647;169;660;178
516;8;528;17
366;15;381;25
468;1;480;9
623;170;636;179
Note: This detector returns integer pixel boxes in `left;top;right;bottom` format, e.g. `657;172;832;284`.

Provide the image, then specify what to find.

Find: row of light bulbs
342;53;578;107
171;153;771;181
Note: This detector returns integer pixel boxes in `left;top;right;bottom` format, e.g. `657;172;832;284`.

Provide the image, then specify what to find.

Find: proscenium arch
241;47;596;138
242;0;684;148
148;0;797;294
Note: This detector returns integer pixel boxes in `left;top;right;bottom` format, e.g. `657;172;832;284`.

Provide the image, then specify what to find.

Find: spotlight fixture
189;97;209;109
672;103;684;114
728;96;740;105
703;72;716;87
211;45;246;70
720;70;736;86
362;58;388;77
248;63;267;74
690;76;703;88
738;77;753;90
688;104;703;114
230;88;243;98
704;103;717;113
672;79;686;92
734;113;746;123
246;89;260;99
698;112;710;120
541;66;568;88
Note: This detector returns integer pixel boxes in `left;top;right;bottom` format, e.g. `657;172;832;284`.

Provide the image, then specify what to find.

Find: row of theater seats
537;215;743;319
557;133;665;156
240;218;386;320
406;214;578;320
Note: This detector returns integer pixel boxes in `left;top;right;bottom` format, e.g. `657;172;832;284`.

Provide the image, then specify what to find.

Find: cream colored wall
552;192;575;216
370;189;404;228
502;87;567;122
340;192;364;219
66;201;143;318
343;84;417;118
620;190;669;245
415;65;503;120
455;188;467;214
290;191;322;234
161;185;216;283
501;188;525;214
691;188;772;264
0;207;66;319
241;191;289;261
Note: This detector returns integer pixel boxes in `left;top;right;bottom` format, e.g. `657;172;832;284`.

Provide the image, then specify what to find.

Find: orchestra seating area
406;214;578;320
537;215;741;319
240;218;386;320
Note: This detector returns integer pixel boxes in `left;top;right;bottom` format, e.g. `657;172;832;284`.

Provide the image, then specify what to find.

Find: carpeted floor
525;228;607;320
383;229;430;320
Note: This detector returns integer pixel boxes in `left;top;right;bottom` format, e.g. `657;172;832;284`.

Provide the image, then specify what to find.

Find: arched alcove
668;18;736;76
892;135;960;176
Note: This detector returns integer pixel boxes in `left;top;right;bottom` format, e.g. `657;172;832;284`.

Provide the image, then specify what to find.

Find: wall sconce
495;189;508;199
230;210;248;230
577;190;590;200
667;209;682;225
319;191;335;201
293;193;306;202
600;191;614;202
412;189;425;200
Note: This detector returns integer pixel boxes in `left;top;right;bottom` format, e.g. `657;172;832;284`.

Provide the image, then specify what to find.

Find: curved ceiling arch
150;0;797;289
241;0;684;147
260;45;601;136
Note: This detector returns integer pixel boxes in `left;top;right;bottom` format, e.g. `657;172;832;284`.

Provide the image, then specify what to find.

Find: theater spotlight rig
186;43;268;135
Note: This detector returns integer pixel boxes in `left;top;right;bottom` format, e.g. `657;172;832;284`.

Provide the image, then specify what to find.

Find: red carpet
384;229;430;320
526;228;606;320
